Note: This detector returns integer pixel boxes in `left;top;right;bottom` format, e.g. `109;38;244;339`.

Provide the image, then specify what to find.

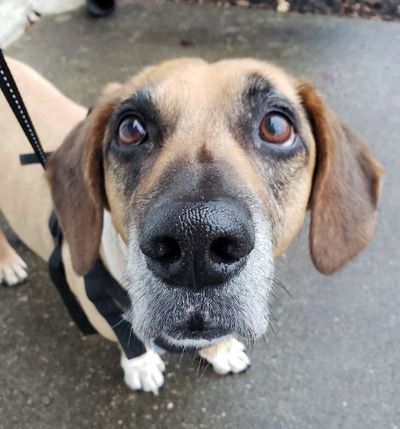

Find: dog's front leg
199;337;250;375
0;227;28;286
120;347;166;395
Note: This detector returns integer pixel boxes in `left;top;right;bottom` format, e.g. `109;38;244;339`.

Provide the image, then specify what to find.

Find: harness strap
20;152;53;165
84;260;146;359
48;213;97;335
0;50;47;168
49;213;145;359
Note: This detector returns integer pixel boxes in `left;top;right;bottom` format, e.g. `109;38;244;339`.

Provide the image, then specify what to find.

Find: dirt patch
167;0;400;21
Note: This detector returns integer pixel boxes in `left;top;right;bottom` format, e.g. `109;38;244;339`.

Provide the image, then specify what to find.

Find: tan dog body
0;57;383;394
0;58;115;340
0;58;78;261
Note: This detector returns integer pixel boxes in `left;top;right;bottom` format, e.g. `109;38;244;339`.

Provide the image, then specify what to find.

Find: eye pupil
259;113;293;145
119;116;147;145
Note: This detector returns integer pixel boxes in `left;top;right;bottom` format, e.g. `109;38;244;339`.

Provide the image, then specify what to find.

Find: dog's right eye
118;116;147;145
259;113;294;146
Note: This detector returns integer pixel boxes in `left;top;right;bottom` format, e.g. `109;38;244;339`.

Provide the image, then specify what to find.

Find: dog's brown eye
118;116;147;145
259;113;294;146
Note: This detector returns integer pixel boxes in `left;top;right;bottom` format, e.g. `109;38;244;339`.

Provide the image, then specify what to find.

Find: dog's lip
167;325;230;341
154;327;231;352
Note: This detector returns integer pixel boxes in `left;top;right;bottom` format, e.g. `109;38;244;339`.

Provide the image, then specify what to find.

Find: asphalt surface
1;2;399;428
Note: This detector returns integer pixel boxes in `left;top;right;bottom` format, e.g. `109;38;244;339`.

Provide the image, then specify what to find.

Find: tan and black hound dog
0;57;383;394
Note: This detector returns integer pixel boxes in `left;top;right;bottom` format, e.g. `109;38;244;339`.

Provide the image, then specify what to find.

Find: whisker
178;345;186;366
270;290;282;308
200;359;211;376
271;277;294;299
127;324;133;351
112;317;126;330
268;322;277;338
196;354;203;375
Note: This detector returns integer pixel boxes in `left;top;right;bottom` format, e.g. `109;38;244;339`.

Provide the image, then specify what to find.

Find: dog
0;57;383;394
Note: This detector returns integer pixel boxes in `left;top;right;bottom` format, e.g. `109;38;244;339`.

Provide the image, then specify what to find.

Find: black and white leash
0;49;49;168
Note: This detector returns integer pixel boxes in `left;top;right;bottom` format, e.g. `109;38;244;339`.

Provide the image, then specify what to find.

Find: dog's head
47;58;383;348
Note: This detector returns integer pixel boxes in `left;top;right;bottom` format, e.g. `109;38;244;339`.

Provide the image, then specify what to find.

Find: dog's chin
126;203;274;353
155;328;231;352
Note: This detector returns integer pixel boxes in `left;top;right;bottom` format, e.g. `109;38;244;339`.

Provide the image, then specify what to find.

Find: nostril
145;236;181;264
209;236;243;264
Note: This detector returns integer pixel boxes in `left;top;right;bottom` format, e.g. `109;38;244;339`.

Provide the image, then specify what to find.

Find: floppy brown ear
298;82;383;274
46;96;116;276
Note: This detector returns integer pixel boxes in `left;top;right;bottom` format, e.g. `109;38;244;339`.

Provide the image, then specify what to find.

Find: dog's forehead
122;58;301;111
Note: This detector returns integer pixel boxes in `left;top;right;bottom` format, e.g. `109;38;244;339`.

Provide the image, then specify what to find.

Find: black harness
48;213;145;358
1;50;145;359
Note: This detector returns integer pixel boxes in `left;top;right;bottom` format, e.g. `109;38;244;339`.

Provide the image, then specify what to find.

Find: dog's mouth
126;196;274;350
154;312;232;351
167;324;230;341
155;329;231;352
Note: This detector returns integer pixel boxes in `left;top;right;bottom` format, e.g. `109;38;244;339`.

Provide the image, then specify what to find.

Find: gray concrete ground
1;1;399;428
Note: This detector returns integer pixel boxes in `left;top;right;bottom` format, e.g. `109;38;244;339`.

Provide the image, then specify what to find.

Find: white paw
199;338;250;375
0;250;28;286
121;350;165;395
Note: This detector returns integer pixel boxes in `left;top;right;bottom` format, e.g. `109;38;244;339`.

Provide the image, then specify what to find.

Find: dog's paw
199;338;250;375
0;249;28;286
120;350;165;395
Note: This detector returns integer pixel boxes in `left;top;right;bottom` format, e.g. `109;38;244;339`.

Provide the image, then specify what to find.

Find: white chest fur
100;211;128;286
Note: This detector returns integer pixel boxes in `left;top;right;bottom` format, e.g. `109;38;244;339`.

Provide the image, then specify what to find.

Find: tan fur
44;58;382;276
0;58;85;261
0;57;383;348
116;59;315;259
0;57;114;339
127;60;310;228
0;228;11;261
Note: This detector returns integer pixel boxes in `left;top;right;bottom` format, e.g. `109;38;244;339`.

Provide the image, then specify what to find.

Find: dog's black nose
140;200;255;288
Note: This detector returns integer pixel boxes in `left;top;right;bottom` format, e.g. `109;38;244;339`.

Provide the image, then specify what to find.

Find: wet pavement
1;1;400;428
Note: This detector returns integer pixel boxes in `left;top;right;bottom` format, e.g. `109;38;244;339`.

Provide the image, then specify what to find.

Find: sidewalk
1;2;399;428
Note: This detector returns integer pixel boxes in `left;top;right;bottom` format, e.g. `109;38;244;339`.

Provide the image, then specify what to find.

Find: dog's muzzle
139;199;255;289
126;191;273;349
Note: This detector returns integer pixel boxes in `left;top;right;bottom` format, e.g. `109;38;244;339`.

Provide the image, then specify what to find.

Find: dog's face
47;58;383;348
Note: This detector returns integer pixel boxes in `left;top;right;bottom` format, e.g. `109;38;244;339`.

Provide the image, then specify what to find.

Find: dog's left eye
118;116;147;145
259;113;295;146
